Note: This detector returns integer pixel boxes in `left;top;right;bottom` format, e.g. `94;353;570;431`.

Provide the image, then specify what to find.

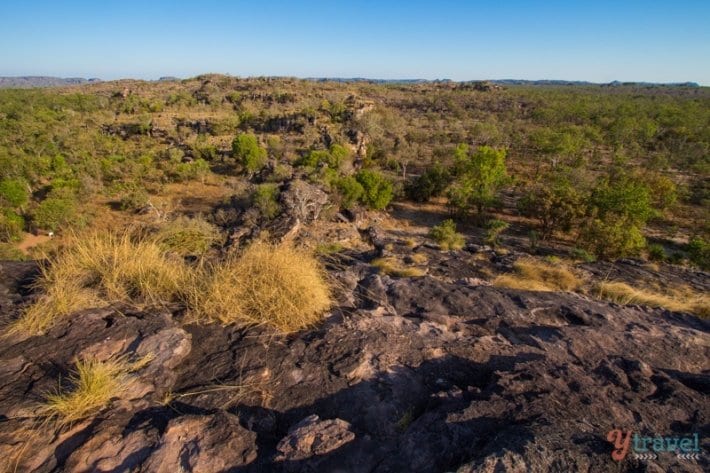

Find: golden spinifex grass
189;242;331;332
42;356;133;424
11;232;190;335
596;281;709;317
371;256;426;278
493;257;584;292
155;215;220;256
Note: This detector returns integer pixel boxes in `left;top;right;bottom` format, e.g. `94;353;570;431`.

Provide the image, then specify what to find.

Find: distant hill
0;76;102;89
0;75;701;89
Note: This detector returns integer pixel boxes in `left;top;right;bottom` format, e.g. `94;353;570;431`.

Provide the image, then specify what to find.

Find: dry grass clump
189;242;331;332
42;356;141;424
11;232;190;335
372;257;426;278
155;215;220;256
596;281;709;317
493;257;584;292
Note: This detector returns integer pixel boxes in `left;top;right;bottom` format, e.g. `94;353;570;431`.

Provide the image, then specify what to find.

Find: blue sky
1;1;708;84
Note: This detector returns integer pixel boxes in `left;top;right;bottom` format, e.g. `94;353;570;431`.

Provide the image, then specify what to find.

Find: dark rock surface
0;259;707;472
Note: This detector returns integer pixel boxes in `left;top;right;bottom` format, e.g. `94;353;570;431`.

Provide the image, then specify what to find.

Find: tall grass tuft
188;242;331;332
11;232;190;335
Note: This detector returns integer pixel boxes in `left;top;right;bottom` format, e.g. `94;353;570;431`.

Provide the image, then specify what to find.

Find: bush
485;219;509;247
448;145;508;216
405;163;450;202
252;183;281;219
429;219;465;250
355;169;393;210
299;144;350;171
687;236;709;270
570;247;596;263
579;218;646;259
12;232;190;334
518;179;584;239
0;210;25;242
119;187;149;211
32;196;77;231
232;133;267;174
155;216;220;256
0;178;29;208
335;176;364;209
188;242;331;332
647;243;667;262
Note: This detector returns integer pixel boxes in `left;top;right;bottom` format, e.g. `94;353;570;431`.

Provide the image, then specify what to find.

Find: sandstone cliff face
0;259;707;472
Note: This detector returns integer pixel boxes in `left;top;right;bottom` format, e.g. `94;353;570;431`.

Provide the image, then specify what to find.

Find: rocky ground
0;234;708;472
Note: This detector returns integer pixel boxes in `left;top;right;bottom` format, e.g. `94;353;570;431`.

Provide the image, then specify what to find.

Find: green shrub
571;247;596;263
336;176;364;209
0;178;29;208
647;243;667;262
120;187;149;211
355;169;393;210
232;133;267;174
0;210;25;242
448;145;508;216
687;236;709;270
252;183;280;219
429;219;465;250
299;144;350;171
485;219;509;247
33;197;77;231
580;218;646;259
405;164;450;202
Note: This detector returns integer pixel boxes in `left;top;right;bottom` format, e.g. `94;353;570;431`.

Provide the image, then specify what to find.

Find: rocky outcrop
0;258;707;472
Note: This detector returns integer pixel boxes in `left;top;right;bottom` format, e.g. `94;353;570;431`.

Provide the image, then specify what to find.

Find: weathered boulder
276;414;355;461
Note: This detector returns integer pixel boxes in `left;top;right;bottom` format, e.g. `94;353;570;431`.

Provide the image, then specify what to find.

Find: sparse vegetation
493;257;584;292
42;355;147;424
596;281;709;317
429;219;465;250
372;257;426;278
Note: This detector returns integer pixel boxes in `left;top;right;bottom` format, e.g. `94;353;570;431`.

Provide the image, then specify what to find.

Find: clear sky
1;1;708;84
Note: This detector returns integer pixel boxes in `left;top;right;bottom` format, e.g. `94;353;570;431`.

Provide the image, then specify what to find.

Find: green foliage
0;243;27;260
686;236;709;270
647;243;667;262
335;176;364;210
447;146;508;216
232;133;267;174
252;183;281;219
406;163;450;202
120;186;149;211
0;178;29;208
33;196;77;231
0;210;25;242
580;172;655;259
580;218;647;259
518;176;584;239
485;219;509;247
299;144;350;171
429;219;465;250
355;169;393;210
570;247;596;263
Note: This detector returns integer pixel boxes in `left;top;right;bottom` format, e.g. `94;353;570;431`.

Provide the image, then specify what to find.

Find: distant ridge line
0;75;701;89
